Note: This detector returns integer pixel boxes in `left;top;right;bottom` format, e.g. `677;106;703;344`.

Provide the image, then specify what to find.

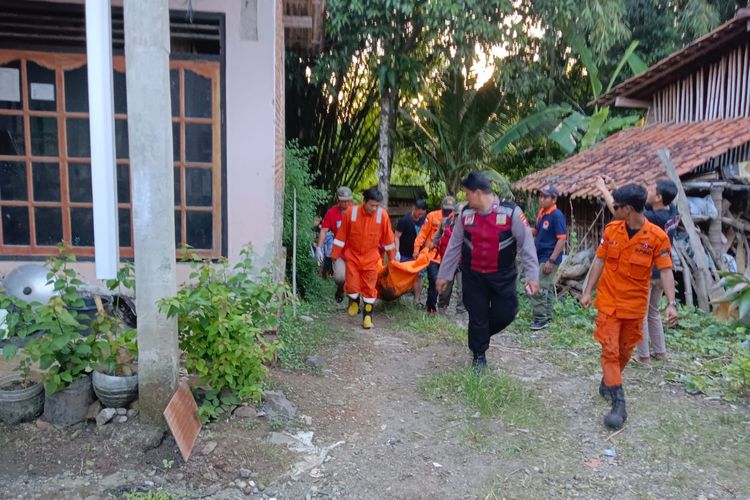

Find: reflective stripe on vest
376;207;383;224
351;205;358;222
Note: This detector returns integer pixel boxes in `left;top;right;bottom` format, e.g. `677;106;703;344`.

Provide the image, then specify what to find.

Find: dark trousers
461;266;518;355
426;261;452;311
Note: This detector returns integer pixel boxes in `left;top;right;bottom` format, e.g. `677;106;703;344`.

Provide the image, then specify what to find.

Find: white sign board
0;68;21;102
30;82;55;101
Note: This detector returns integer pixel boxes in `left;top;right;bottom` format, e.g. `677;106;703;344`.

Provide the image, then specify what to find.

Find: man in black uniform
437;171;540;371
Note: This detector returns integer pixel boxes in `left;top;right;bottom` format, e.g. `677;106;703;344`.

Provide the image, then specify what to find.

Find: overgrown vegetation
160;247;286;421
382;301;465;344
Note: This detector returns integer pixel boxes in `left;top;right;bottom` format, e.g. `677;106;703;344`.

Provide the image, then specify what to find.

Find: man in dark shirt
394;199;428;304
596;177;679;364
530;185;567;330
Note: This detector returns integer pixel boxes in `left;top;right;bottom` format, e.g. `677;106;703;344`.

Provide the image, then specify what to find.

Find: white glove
315;246;324;265
395;251;401;262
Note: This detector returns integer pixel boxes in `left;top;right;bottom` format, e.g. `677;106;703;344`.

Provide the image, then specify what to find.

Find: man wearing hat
530;185;567;330
414;195;458;314
316;186;353;302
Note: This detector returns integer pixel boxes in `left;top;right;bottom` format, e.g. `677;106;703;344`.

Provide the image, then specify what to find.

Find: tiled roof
513;118;750;199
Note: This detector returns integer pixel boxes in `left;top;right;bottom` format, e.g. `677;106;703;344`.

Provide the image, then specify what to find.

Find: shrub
283;141;328;299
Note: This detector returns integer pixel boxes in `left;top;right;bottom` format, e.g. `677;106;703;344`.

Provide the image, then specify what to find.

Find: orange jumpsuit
330;205;395;303
594;220;672;386
413;210;445;264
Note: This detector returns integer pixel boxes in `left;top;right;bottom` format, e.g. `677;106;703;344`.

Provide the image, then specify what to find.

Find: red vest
461;201;517;274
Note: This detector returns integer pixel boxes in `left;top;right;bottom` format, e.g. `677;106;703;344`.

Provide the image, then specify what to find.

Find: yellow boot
362;303;374;329
347;297;360;317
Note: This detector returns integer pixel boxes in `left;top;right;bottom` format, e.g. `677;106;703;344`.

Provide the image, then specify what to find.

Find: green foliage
160;247;287;418
283;141;328;299
713;271;750;319
383;301;465;344
124;492;177;500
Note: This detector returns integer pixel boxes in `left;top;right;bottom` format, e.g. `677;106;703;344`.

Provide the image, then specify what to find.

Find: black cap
461;171;492;192
541;185;559;198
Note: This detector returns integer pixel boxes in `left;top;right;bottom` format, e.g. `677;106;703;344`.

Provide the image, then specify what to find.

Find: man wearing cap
530;185;567;330
437;172;540;371
316;186;353;302
394;199;428;304
580;183;678;430
414;196;458;314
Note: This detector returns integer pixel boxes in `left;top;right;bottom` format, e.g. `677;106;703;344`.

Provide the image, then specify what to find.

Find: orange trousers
594;312;644;386
344;262;379;301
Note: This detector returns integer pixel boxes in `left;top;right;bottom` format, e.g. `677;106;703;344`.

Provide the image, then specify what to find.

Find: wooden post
657;149;713;312
708;185;725;263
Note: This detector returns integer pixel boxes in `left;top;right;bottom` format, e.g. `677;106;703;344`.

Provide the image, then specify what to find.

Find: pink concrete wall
0;0;282;286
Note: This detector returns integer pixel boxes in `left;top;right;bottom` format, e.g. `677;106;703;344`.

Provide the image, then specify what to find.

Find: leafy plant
713;271;750;319
160;247;287;420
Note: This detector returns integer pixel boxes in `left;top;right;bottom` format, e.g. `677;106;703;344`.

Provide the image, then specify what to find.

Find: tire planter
42;375;94;426
92;371;138;408
0;373;44;425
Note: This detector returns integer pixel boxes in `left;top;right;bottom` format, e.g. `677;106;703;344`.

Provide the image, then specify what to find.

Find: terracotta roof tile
513;118;750;199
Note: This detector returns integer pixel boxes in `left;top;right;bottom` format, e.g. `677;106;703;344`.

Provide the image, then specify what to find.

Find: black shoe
471;353;487;373
530;320;549;331
603;385;627;429
335;286;344;303
599;378;612;401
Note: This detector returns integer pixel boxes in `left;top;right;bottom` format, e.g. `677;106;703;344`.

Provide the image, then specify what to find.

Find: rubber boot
471;352;487;373
347;297;360;317
599;378;612;401
335;285;344;303
362;303;374;329
604;385;627;429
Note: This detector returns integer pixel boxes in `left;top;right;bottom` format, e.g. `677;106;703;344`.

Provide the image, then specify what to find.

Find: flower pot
42;375;94;426
92;370;138;408
0;373;44;425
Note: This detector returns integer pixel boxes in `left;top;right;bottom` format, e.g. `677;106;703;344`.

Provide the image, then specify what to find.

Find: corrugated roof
513;118;750;199
595;9;750;106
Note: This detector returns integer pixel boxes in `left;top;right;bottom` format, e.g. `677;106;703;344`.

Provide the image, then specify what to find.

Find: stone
116;408;127;416
127;409;138;418
129;399;139;410
96;408;117;427
239;468;252;479
201;440;218;455
112;422;166;451
263;391;297;419
35;419;53;431
85;401;103;421
236;480;247;489
233;406;258;419
300;315;314;322
115;416;128;424
305;356;323;368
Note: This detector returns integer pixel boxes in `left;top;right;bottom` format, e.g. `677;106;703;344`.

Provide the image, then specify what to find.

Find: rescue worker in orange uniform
414;196;457;314
581;183;678;430
330;187;396;329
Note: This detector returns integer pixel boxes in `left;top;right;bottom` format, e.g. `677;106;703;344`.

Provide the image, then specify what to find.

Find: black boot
604;385;627;429
335;285;344;303
599;378;612;401
471;352;487;373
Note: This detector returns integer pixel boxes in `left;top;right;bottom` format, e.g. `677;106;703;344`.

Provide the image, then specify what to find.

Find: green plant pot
92;370;138;408
0;373;44;425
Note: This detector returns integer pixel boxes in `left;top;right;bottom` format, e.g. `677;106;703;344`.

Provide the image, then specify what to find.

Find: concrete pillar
123;0;178;424
709;185;724;265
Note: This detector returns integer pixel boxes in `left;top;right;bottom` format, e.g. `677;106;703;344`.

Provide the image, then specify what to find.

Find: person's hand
580;291;593;308
525;280;540;296
665;304;679;326
543;261;553;275
314;246;324;265
595;176;608;194
436;278;448;294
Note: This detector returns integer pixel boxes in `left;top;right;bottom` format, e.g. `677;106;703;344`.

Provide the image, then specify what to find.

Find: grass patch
420;368;544;429
383;300;465;344
125;493;178;500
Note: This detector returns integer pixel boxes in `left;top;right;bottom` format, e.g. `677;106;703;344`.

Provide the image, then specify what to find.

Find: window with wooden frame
0;50;222;258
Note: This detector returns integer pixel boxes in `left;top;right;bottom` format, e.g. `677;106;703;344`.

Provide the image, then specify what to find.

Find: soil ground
1;298;749;499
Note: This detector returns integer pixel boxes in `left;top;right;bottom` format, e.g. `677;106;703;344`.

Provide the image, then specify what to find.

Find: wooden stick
605;427;625;441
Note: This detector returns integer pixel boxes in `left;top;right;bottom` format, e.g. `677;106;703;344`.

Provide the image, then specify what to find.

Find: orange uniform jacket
330;205;395;269
594;220;672;319
413;210;445;264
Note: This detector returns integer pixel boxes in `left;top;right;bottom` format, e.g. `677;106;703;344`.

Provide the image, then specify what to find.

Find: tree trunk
378;84;398;209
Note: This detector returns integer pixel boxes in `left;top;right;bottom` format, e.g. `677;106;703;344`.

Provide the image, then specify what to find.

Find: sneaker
651;352;668;361
633;355;651;365
530;320;549;331
335;286;344;303
427;308;437;316
471;353;487;373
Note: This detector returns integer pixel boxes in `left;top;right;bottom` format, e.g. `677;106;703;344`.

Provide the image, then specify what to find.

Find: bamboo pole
743;43;749;116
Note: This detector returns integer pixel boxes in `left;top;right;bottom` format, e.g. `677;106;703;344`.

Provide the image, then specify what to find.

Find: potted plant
92;325;138;408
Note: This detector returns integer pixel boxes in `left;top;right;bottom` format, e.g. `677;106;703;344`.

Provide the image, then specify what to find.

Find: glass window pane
64;65;88;113
186;210;212;249
68;163;92;202
170;70;179;117
185;168;212;207
113;70;127;114
174;167;181;205
117;164;130;204
1;206;30;245
0;161;27;200
172;122;179;161
70;207;94;246
66;118;90;157
184;70;211;118
32;162;60;202
174;210;182;246
115;119;128;159
30;117;58;157
34;207;62;246
27;62;56;112
118;207;131;248
0;115;25;155
185;124;212;162
0;60;22;110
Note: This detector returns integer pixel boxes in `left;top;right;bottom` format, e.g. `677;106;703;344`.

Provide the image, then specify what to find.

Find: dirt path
1;303;749;499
